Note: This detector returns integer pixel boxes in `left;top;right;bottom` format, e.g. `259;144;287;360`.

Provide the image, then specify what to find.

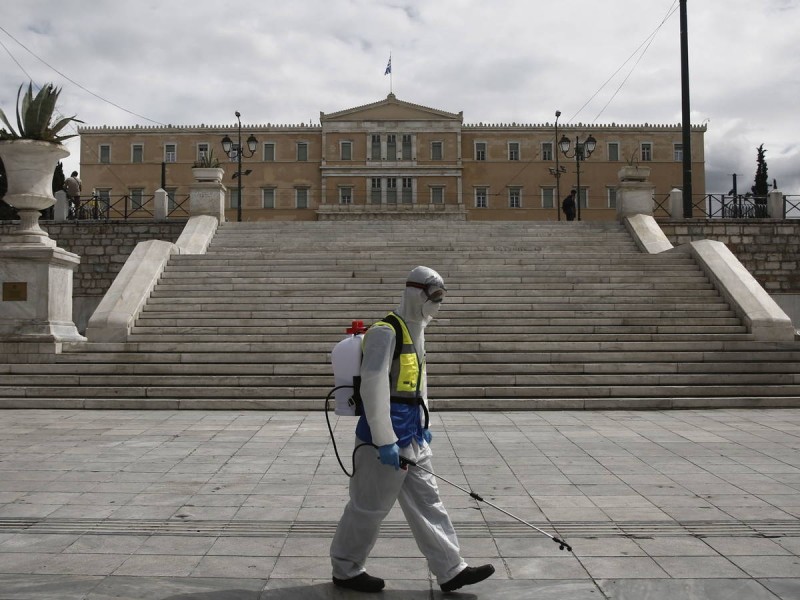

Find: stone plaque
2;282;27;302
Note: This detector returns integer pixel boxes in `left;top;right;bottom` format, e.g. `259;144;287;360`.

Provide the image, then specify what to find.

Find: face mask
421;299;441;321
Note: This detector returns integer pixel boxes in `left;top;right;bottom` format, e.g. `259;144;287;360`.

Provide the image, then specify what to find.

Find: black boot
441;564;495;592
333;572;386;593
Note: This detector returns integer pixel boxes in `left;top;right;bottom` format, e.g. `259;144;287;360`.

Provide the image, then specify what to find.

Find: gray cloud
0;0;797;197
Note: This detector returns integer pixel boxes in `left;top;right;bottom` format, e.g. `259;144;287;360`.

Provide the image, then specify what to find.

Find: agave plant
192;148;221;168
0;82;82;143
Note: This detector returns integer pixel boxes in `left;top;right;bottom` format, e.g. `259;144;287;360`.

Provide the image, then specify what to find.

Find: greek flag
384;56;391;75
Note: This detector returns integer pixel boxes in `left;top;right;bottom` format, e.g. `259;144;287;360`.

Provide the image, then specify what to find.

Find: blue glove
379;443;401;470
423;429;433;444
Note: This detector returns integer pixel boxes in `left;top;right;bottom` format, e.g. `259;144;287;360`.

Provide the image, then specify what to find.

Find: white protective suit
330;266;469;585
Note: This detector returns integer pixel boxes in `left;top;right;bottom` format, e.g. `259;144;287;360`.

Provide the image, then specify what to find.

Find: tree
52;161;65;194
752;144;769;197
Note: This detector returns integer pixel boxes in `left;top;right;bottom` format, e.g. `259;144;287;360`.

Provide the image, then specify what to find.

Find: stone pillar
0;245;85;343
669;188;684;219
54;190;69;222
189;181;227;222
616;166;655;220
154;188;168;222
767;189;784;219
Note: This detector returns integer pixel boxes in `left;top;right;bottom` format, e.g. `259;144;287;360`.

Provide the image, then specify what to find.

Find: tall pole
575;140;582;221
680;0;693;217
555;111;561;221
236;114;243;223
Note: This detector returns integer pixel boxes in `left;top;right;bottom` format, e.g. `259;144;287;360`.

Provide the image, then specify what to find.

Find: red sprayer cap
346;320;368;335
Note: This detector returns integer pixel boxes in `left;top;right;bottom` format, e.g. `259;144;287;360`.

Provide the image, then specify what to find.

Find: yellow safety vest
369;312;423;398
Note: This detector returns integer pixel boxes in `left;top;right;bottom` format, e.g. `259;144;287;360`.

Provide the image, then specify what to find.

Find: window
164;143;176;163
431;141;443;161
197;143;209;162
542;142;553;161
475;187;488;209
371;134;381;160
297;142;308;161
264;143;275;161
578;187;588;209
508;142;520;161
431;187;444;204
402;134;412;160
641;142;652;162
542;187;555;209
130;188;144;210
341;141;352;161
387;178;397;204
673;143;683;162
508;187;521;208
475;142;486;161
132;144;143;163
339;187;352;205
295;187;308;209
96;189;111;207
371;178;382;204
402;177;413;204
262;188;275;209
99;145;110;164
387;134;396;159
607;187;617;209
607;142;620;162
230;189;240;209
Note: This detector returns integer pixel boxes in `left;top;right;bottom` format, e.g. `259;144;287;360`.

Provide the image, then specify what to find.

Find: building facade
78;94;706;221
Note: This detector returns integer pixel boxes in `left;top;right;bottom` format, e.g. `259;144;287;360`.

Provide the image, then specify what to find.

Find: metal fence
70;194;190;221
654;193;799;219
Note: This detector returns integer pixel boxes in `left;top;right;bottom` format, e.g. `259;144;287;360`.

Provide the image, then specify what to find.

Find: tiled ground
0;408;798;599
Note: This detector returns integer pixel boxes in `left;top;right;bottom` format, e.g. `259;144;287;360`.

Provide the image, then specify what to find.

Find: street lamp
548;110;566;220
221;111;258;222
558;133;597;221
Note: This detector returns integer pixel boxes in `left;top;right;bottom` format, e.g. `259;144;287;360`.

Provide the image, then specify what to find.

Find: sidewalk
0;408;798;599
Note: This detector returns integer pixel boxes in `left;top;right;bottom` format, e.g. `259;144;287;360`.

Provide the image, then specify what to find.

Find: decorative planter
617;165;651;182
0;139;69;246
192;167;224;182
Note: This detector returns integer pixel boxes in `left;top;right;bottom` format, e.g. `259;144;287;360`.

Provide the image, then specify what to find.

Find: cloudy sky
1;0;798;194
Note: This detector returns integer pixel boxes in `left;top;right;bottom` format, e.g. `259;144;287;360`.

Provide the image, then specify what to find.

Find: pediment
321;94;462;123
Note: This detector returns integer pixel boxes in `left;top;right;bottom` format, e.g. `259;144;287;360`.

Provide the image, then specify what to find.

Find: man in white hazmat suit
330;266;495;594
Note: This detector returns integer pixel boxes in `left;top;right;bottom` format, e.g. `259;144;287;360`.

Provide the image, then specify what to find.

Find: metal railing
654;193;799;219
69;194;190;221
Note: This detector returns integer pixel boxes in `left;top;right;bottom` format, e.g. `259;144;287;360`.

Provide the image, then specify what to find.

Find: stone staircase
4;220;800;409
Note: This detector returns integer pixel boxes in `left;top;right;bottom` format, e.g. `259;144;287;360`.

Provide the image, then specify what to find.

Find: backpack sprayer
325;319;573;552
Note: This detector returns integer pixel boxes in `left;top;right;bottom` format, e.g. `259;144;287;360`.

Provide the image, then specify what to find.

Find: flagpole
389;52;393;94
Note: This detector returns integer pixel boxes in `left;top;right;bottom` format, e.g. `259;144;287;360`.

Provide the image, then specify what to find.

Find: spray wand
399;456;573;552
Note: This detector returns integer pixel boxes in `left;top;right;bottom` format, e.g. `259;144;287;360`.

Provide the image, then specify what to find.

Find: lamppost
221;111;258;222
558;133;597;221
548;110;566;220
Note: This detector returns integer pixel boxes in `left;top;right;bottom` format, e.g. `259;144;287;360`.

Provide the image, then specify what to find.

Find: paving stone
596;578;782;600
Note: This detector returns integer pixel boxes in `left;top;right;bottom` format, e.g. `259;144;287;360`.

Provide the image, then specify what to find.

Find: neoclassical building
78;94;706;221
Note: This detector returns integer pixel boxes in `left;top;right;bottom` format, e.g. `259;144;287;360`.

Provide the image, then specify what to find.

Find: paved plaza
0;408;798;599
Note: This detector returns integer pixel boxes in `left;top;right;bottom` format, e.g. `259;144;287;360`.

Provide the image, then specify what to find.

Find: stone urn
0;139;69;246
617;164;651;182
192;167;224;183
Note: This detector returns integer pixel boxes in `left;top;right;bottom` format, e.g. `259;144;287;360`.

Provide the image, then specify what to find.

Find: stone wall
658;219;800;293
0;220;187;297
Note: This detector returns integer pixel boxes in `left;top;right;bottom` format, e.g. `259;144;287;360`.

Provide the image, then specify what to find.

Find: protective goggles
406;281;447;303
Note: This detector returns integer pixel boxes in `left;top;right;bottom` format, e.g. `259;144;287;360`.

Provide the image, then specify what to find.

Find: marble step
130;321;746;335
3;383;800;401
133;312;740;327
6;360;798;376
60;339;794;354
